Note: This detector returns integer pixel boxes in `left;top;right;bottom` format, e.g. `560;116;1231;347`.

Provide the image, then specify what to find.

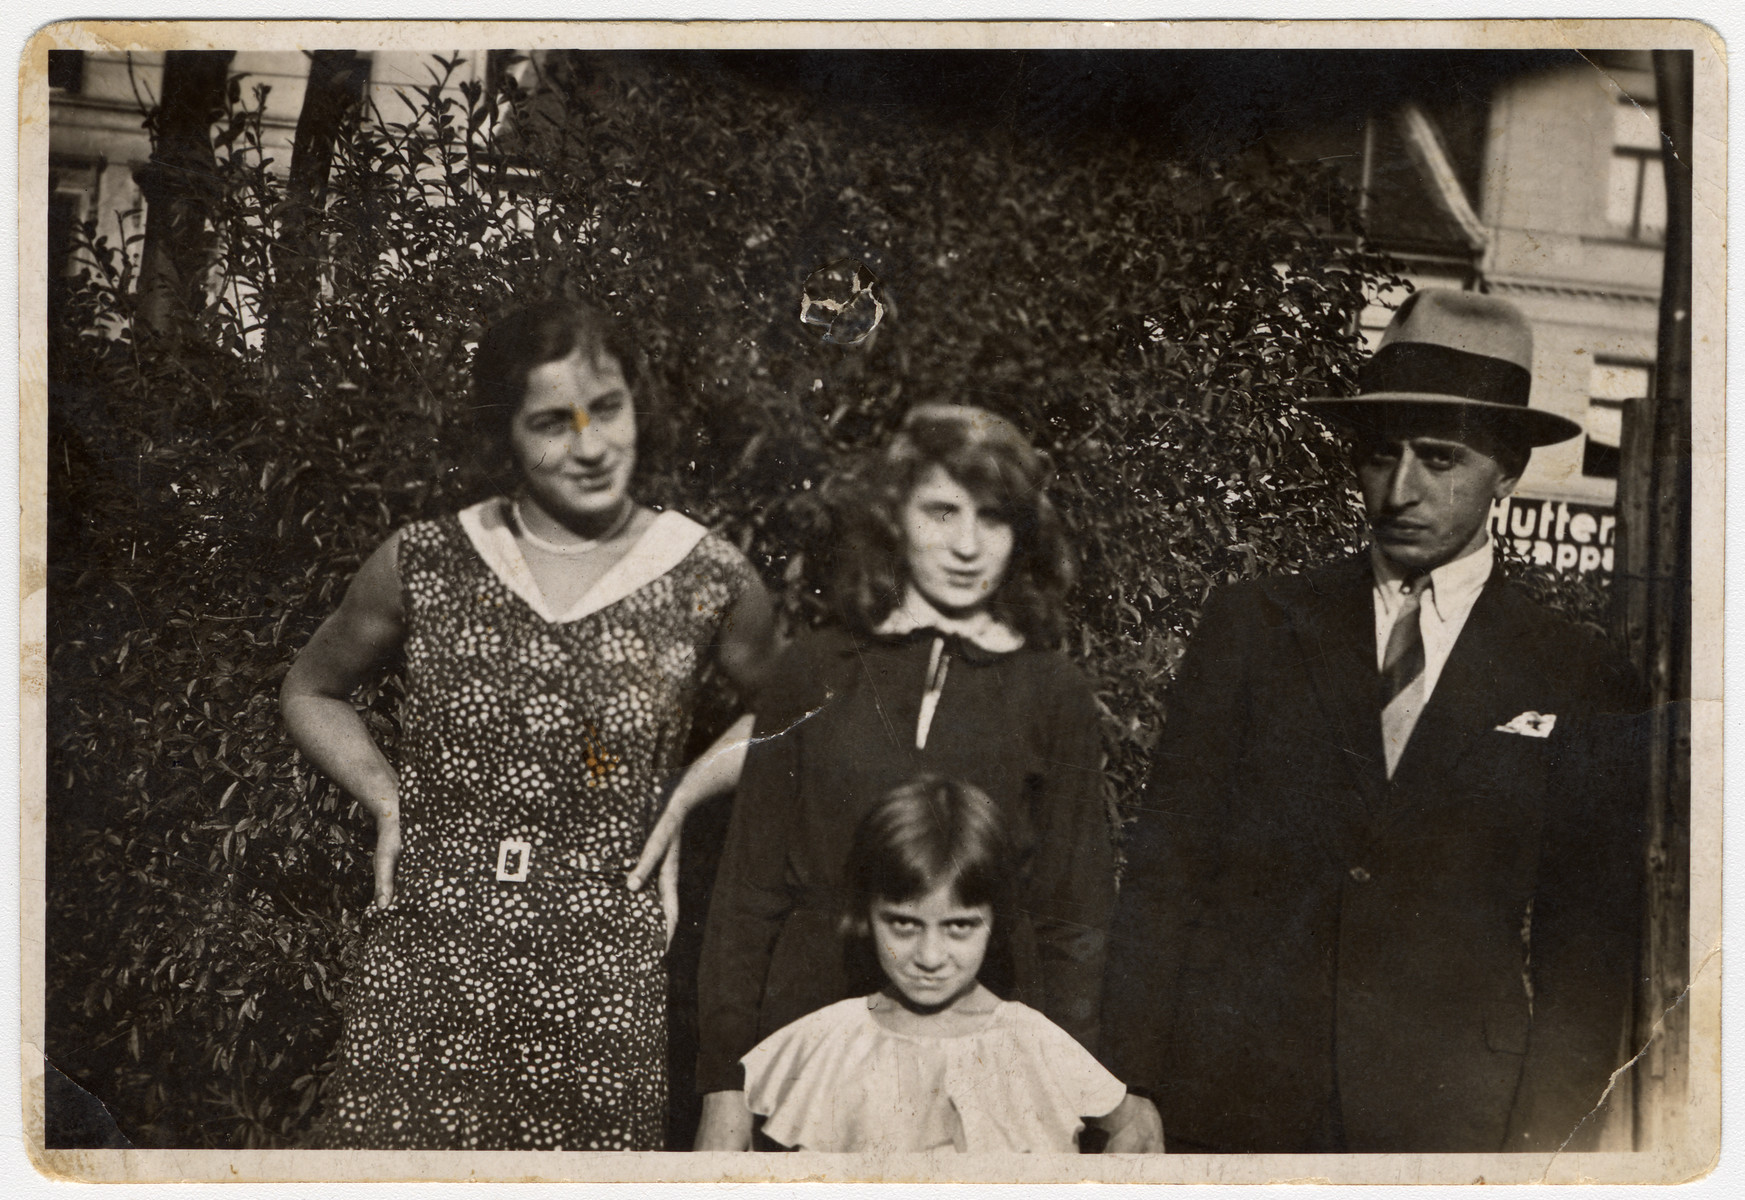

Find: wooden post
1614;48;1693;1153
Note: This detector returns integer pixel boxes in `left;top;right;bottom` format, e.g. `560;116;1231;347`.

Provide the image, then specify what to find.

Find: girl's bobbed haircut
841;775;1018;998
830;404;1074;646
467;299;662;481
848;775;1013;915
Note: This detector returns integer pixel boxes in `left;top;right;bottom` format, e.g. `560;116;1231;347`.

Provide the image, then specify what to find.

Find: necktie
1380;574;1431;778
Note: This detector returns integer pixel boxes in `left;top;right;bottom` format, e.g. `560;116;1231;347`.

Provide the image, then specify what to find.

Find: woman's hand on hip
655;831;681;950
627;713;758;948
371;806;403;909
627;795;684;950
281;529;411;914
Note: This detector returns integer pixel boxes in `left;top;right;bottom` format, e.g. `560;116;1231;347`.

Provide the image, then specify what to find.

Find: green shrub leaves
48;53;1603;1147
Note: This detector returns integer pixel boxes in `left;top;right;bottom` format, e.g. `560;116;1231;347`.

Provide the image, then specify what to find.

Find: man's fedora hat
1306;289;1582;447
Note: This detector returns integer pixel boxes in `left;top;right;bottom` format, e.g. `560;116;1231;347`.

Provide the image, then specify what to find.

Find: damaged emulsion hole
800;259;885;347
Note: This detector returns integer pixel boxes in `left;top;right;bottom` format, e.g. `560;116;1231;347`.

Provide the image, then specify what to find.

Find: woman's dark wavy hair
840;775;1017;995
466;299;663;483
830;404;1074;646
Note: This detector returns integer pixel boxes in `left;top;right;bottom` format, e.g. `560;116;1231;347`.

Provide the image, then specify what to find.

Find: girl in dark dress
689;404;1117;1149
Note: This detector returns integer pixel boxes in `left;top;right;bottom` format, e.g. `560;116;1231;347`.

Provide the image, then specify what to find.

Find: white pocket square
1495;711;1557;738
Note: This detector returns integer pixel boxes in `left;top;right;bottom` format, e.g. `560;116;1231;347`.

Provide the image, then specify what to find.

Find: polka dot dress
310;510;759;1150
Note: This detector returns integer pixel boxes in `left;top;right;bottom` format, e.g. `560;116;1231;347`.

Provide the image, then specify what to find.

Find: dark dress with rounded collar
695;624;1115;1094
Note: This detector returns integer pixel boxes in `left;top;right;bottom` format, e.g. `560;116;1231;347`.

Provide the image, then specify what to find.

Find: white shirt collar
874;588;1026;654
1370;537;1494;624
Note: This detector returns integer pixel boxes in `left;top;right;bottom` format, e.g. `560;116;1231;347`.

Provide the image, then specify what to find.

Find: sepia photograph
19;17;1723;1184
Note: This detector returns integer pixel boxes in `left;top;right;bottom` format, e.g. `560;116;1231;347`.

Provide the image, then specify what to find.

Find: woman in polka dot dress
282;301;777;1150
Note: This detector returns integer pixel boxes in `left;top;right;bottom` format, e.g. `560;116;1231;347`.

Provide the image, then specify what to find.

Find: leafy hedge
47;52;1600;1148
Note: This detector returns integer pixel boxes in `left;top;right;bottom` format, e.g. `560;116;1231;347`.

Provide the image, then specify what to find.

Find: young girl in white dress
709;776;1163;1154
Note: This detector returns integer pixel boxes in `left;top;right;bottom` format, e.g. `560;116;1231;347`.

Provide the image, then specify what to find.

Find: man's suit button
1349;866;1371;883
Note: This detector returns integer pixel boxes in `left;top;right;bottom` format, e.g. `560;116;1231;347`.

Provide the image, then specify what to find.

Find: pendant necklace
512;498;634;556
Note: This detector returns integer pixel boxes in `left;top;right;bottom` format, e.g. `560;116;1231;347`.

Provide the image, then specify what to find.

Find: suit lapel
1387;579;1539;794
1287;557;1389;797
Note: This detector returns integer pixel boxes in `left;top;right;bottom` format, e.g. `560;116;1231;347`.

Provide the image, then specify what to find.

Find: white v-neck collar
457;499;708;624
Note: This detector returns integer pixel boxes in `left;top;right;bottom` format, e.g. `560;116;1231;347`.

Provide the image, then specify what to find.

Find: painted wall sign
1488;495;1617;576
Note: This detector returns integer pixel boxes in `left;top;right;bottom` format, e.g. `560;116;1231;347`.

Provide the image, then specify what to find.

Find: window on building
48;160;102;285
1583;360;1652;479
49;190;81;272
1606;96;1667;243
47;50;84;93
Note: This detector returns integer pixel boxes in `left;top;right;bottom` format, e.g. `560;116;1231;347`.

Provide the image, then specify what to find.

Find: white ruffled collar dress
741;995;1126;1153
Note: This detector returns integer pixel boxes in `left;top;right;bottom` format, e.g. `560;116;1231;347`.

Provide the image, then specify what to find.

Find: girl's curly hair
829;404;1074;646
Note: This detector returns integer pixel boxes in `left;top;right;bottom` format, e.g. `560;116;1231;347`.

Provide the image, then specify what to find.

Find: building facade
1325;51;1667;582
48;49;506;294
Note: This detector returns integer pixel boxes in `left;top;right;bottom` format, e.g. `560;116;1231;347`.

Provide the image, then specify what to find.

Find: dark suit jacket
1101;555;1649;1153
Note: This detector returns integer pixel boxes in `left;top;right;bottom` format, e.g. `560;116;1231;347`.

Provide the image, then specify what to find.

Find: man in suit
1101;290;1649;1154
